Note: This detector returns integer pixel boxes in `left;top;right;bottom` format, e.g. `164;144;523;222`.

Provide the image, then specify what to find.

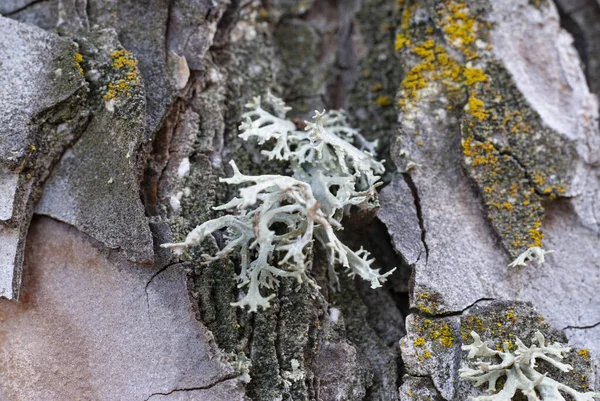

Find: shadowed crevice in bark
144;375;239;401
402;173;429;264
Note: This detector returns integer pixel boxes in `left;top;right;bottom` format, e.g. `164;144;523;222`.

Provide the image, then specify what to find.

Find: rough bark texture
0;0;599;400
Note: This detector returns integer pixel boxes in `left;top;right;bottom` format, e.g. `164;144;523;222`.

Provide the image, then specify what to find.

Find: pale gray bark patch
0;217;239;400
36;28;154;264
0;15;87;299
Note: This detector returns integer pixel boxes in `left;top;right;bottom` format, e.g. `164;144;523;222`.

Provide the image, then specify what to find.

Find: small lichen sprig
162;94;394;312
460;331;600;401
508;247;554;268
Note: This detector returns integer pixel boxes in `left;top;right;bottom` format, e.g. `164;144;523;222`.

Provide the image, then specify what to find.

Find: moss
461;60;573;255
461;135;546;251
348;0;403;178
273;20;321;115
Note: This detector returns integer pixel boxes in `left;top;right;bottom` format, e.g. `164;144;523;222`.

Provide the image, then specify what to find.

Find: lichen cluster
74;53;84;75
461;61;571;254
460;331;600;400
162;94;394;312
410;314;457;361
394;0;572;257
103;49;140;102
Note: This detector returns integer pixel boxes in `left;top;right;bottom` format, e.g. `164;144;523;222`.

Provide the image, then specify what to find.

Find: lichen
74;53;84;75
162;95;394;312
579;349;590;360
103;49;140;102
460;331;600;400
411;315;457;351
508;246;554;267
395;0;574;257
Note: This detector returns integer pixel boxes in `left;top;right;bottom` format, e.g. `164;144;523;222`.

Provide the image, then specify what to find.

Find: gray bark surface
0;0;598;400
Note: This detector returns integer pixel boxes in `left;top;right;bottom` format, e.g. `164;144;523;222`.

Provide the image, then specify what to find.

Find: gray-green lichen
458;301;597;398
400;301;598;400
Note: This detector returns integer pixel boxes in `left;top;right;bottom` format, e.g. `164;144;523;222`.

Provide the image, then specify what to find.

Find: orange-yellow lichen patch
400;2;414;31
467;140;498;167
395;33;410;50
467;94;487;120
463;67;487;86
74;53;84;75
111;49;138;70
579;349;590;359
527;227;544;247
438;1;478;59
462;137;473;156
104;49;140;102
495;340;514;352
414;337;426;347
532;172;546;186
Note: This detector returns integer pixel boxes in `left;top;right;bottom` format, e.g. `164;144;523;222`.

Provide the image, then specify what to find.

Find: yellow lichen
532;172;546;186
527;228;544;247
395;33;410;50
104;49;140;102
466;95;487;120
495;340;514;351
401;2;414;31
463;67;487;86
376;95;391;106
439;324;455;348
74;53;84;75
414;337;426;347
506;310;517;324
462;137;473;157
579;349;590;359
110;49;138;70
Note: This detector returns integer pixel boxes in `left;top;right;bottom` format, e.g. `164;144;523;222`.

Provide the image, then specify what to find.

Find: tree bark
0;0;598;400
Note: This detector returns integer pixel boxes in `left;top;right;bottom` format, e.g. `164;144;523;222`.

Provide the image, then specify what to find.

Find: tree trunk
0;0;598;400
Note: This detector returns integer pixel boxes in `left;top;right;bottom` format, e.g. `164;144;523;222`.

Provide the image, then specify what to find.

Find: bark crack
143;375;238;401
413;297;496;318
144;262;181;341
564;320;600;331
402;173;429;264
